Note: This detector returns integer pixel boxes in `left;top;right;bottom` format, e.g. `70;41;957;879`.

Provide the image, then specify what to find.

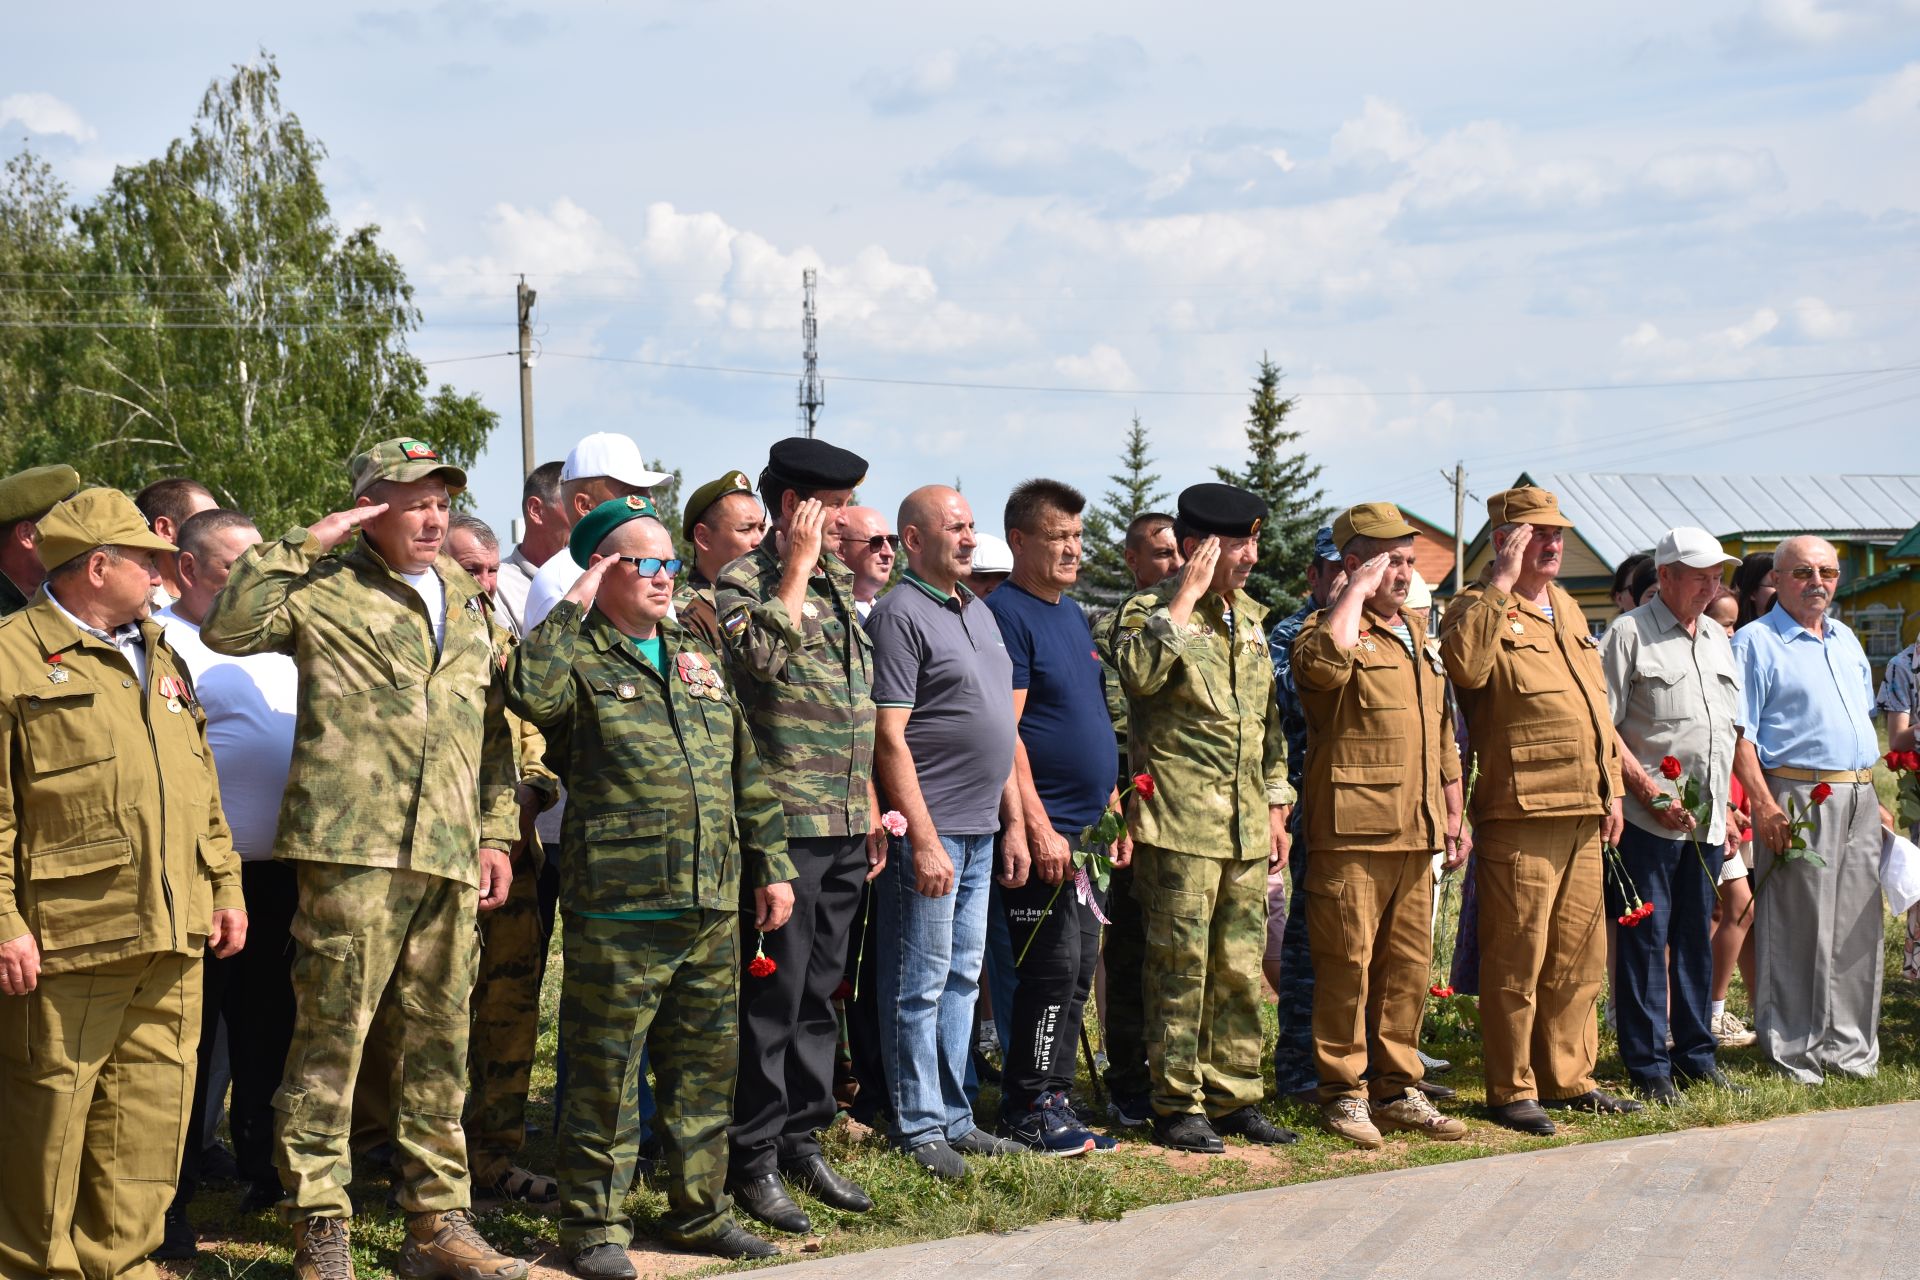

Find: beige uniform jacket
1439;579;1622;822
1293;607;1460;854
0;596;242;974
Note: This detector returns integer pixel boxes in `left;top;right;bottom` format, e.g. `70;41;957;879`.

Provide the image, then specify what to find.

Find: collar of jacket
1146;574;1265;631
582;605;687;660
22;591;169;665
344;536;485;614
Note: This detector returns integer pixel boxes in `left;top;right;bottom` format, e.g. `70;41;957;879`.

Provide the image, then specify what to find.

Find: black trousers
729;834;868;1179
1000;854;1101;1116
843;879;887;1125
178;859;300;1200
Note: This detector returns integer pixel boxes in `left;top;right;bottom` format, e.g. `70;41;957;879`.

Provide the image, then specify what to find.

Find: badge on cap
733;474;750;490
400;440;438;460
626;495;647;510
1248;517;1262;536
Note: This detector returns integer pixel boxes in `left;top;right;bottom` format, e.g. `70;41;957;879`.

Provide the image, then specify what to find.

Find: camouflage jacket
1089;605;1131;775
672;568;723;651
1113;576;1294;860
201;528;519;886
0;596;242;974
714;543;875;839
505;601;795;912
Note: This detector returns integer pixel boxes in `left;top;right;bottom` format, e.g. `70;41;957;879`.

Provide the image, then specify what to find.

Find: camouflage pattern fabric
1135;842;1268;1118
672;569;723;651
1269;821;1319;1096
200;528;520;884
1090;605;1129;753
465;844;547;1186
1264;601;1315;791
502;601;796;911
274;862;479;1221
713;543;875;839
1112;578;1293;860
556;909;742;1251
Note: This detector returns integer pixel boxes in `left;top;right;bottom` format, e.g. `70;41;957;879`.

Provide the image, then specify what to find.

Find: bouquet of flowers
1738;782;1831;924
1604;842;1654;927
1016;772;1154;963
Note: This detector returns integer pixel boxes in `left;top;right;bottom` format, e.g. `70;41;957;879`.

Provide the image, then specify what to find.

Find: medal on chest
46;653;68;684
158;673;189;713
615;681;638;700
801;601;820;620
1507;610;1524;635
675;650;726;700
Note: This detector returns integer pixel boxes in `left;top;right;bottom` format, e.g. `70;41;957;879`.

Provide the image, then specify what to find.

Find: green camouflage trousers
466;851;547;1185
558;909;741;1252
1135;844;1267;1119
275;862;479;1221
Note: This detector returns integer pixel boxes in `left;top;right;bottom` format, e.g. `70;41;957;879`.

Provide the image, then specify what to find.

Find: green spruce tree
1082;413;1170;599
1213;354;1326;614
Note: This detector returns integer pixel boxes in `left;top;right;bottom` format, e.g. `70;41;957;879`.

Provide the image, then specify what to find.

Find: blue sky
5;0;1919;542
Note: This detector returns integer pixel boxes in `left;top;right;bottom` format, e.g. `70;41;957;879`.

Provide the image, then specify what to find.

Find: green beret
0;464;82;527
683;469;756;532
1176;482;1268;538
570;495;662;568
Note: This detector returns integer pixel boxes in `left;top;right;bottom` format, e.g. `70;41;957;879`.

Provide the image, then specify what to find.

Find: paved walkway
753;1103;1920;1280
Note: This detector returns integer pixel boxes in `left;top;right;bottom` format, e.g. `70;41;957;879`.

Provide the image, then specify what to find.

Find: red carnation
1428;984;1455;998
1132;772;1156;800
748;954;777;978
1811;782;1834;805
1658;756;1684;781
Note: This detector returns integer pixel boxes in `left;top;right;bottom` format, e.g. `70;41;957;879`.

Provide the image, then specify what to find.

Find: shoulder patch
722;609;750;639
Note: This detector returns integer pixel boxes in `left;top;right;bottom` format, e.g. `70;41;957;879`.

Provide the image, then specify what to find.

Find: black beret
765;437;867;492
1176;482;1267;538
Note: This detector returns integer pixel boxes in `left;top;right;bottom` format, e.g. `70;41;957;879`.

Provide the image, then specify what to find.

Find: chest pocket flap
18;687;115;774
1504;633;1571;694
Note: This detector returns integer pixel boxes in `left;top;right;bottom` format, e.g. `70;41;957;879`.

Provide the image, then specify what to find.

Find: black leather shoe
1152;1112;1225;1154
1678;1066;1752;1095
1415;1078;1458;1102
699;1223;779;1261
571;1242;638;1279
726;1173;811;1234
1636;1077;1684;1106
1213;1106;1299;1145
780;1154;873;1213
1488;1099;1556;1136
1542;1088;1644;1115
151;1199;198;1261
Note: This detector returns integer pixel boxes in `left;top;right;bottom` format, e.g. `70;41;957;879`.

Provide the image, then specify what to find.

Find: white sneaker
1711;1010;1756;1049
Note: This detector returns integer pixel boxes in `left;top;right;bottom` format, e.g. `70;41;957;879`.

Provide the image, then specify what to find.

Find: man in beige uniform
0;488;246;1279
1293;503;1468;1149
1439;485;1638;1135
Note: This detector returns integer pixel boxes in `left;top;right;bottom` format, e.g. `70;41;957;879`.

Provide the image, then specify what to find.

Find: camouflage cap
36;487;178;570
1331;501;1418;550
0;464;82;527
570;494;663;568
1486;484;1573;528
683;469;756;532
349;437;467;499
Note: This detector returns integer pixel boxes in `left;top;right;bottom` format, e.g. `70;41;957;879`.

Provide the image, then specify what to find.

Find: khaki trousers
1305;849;1434;1104
0;951;200;1280
1473;816;1604;1106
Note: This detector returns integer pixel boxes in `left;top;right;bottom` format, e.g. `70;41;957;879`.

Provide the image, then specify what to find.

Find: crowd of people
0;432;1905;1280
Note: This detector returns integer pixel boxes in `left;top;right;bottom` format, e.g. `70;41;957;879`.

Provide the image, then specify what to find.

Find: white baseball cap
970;532;1014;575
1655;526;1740;570
559;432;672;489
1404;570;1432;611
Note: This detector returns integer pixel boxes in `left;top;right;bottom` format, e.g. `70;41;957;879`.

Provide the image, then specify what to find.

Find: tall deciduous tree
0;53;495;533
1083;413;1170;598
1213;354;1326;614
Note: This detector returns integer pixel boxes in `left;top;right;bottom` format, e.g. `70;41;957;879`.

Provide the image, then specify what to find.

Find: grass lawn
165;749;1919;1278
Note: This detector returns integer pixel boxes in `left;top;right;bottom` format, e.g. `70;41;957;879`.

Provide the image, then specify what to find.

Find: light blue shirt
1731;602;1877;771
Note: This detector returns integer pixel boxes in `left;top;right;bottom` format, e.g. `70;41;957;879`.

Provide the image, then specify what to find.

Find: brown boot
292;1216;353;1280
397;1209;529;1280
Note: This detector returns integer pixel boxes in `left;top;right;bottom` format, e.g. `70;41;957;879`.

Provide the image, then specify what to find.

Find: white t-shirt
400;567;447;650
159;607;299;861
523;552;584;632
493;546;539;638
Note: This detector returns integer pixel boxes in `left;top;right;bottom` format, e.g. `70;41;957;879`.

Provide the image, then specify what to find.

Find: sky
5;0;1920;544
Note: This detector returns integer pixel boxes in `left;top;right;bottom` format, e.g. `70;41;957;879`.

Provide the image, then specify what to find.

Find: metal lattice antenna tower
797;268;824;437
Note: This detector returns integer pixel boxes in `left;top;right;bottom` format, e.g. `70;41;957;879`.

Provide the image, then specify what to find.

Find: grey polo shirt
1600;593;1742;843
867;569;1018;835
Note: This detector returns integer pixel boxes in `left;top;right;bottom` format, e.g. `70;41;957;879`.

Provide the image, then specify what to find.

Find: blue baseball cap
1312;525;1340;564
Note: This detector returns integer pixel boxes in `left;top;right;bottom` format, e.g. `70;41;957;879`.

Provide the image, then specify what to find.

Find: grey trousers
1753;775;1884;1084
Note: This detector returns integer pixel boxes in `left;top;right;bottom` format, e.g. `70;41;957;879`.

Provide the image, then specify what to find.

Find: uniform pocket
188;838;216;937
29;837;141;951
1509;738;1586;810
1143;884;1210;978
1504;635;1571;694
1644;668;1693;721
18;689;114;774
1330;763;1401;836
582;808;672;905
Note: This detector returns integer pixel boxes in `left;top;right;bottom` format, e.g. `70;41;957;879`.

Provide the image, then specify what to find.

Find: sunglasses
614;556;683;577
841;534;902;553
1786;565;1840;582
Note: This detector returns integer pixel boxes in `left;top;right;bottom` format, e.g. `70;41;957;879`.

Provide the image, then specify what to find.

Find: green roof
1889;521;1920;562
1837;562;1917;600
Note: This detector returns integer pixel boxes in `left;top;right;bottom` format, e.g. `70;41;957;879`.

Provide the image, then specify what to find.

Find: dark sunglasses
614;556;683;577
841;533;902;553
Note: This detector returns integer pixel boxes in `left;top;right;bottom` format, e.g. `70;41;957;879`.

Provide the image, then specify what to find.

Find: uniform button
123;679;133;688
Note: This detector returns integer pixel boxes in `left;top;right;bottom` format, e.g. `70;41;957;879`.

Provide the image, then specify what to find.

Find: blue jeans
1605;822;1724;1085
876;832;994;1150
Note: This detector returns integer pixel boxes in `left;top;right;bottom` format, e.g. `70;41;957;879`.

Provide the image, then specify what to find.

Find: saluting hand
1343;553;1391;600
783;500;827;572
1169;537;1219;621
564;553;622;610
0;932;40;996
308;503;391;552
1489;524;1533;594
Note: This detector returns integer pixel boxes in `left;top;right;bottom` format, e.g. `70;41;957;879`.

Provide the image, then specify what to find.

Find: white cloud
0;91;95;142
1718;0;1920;50
1052;343;1136;388
1637;146;1784;202
1790;295;1854;339
1859;61;1920;121
1721;307;1781;349
856;36;1149;115
1330;97;1426;166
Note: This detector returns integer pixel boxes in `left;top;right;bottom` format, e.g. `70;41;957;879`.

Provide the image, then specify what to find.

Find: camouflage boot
292;1216;353;1280
397;1209;530;1280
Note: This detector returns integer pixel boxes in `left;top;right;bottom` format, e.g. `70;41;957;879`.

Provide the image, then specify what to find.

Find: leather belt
1765;766;1873;784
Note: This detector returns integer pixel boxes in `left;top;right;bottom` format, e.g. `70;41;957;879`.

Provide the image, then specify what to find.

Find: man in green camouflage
675;469;765;648
1113;483;1296;1154
202;437;526;1280
714;437;884;1234
509;498;797;1276
0;465;82;617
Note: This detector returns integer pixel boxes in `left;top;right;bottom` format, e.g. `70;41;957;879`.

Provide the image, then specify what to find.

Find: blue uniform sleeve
866;599;924;709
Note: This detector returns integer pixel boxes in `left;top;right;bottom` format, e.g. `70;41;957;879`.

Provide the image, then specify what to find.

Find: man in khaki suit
0;488;246;1279
1439;485;1639;1135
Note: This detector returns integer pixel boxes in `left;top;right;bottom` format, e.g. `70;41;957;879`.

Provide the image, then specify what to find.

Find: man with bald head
1731;534;1883;1083
866;485;1025;1177
835;506;897;620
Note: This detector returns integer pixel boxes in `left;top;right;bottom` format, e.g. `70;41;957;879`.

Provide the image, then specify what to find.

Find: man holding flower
1599;526;1744;1103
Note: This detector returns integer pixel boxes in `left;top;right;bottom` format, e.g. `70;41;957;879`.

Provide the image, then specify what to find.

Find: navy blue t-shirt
985;582;1119;832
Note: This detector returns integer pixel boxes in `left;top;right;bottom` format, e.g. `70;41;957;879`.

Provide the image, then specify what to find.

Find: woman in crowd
1732;553;1775;629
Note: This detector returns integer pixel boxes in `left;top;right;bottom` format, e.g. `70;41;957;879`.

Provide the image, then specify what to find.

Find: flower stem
1015;875;1068;966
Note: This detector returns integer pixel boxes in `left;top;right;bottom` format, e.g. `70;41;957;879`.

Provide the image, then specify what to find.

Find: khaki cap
1485;484;1574;528
683;469;756;532
36;487;178;570
0;464;82;526
349;437;467;499
1331;501;1418;550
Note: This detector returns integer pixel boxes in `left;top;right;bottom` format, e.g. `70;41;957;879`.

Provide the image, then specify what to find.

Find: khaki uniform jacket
0;595;242;974
505;601;797;913
1439;579;1622;822
201;529;519;886
1113;578;1294;860
1293;607;1461;854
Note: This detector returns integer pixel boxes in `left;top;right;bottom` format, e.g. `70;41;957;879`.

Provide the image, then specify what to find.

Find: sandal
488;1164;559;1204
1541;1088;1643;1115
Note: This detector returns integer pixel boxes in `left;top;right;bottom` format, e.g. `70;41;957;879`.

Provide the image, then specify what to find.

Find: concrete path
752;1102;1920;1280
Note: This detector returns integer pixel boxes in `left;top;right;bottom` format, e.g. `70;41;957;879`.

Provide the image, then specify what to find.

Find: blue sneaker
1002;1091;1097;1156
1060;1093;1120;1151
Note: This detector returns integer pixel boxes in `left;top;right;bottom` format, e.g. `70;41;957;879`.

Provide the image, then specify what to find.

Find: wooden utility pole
516;276;537;478
1451;461;1465;592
